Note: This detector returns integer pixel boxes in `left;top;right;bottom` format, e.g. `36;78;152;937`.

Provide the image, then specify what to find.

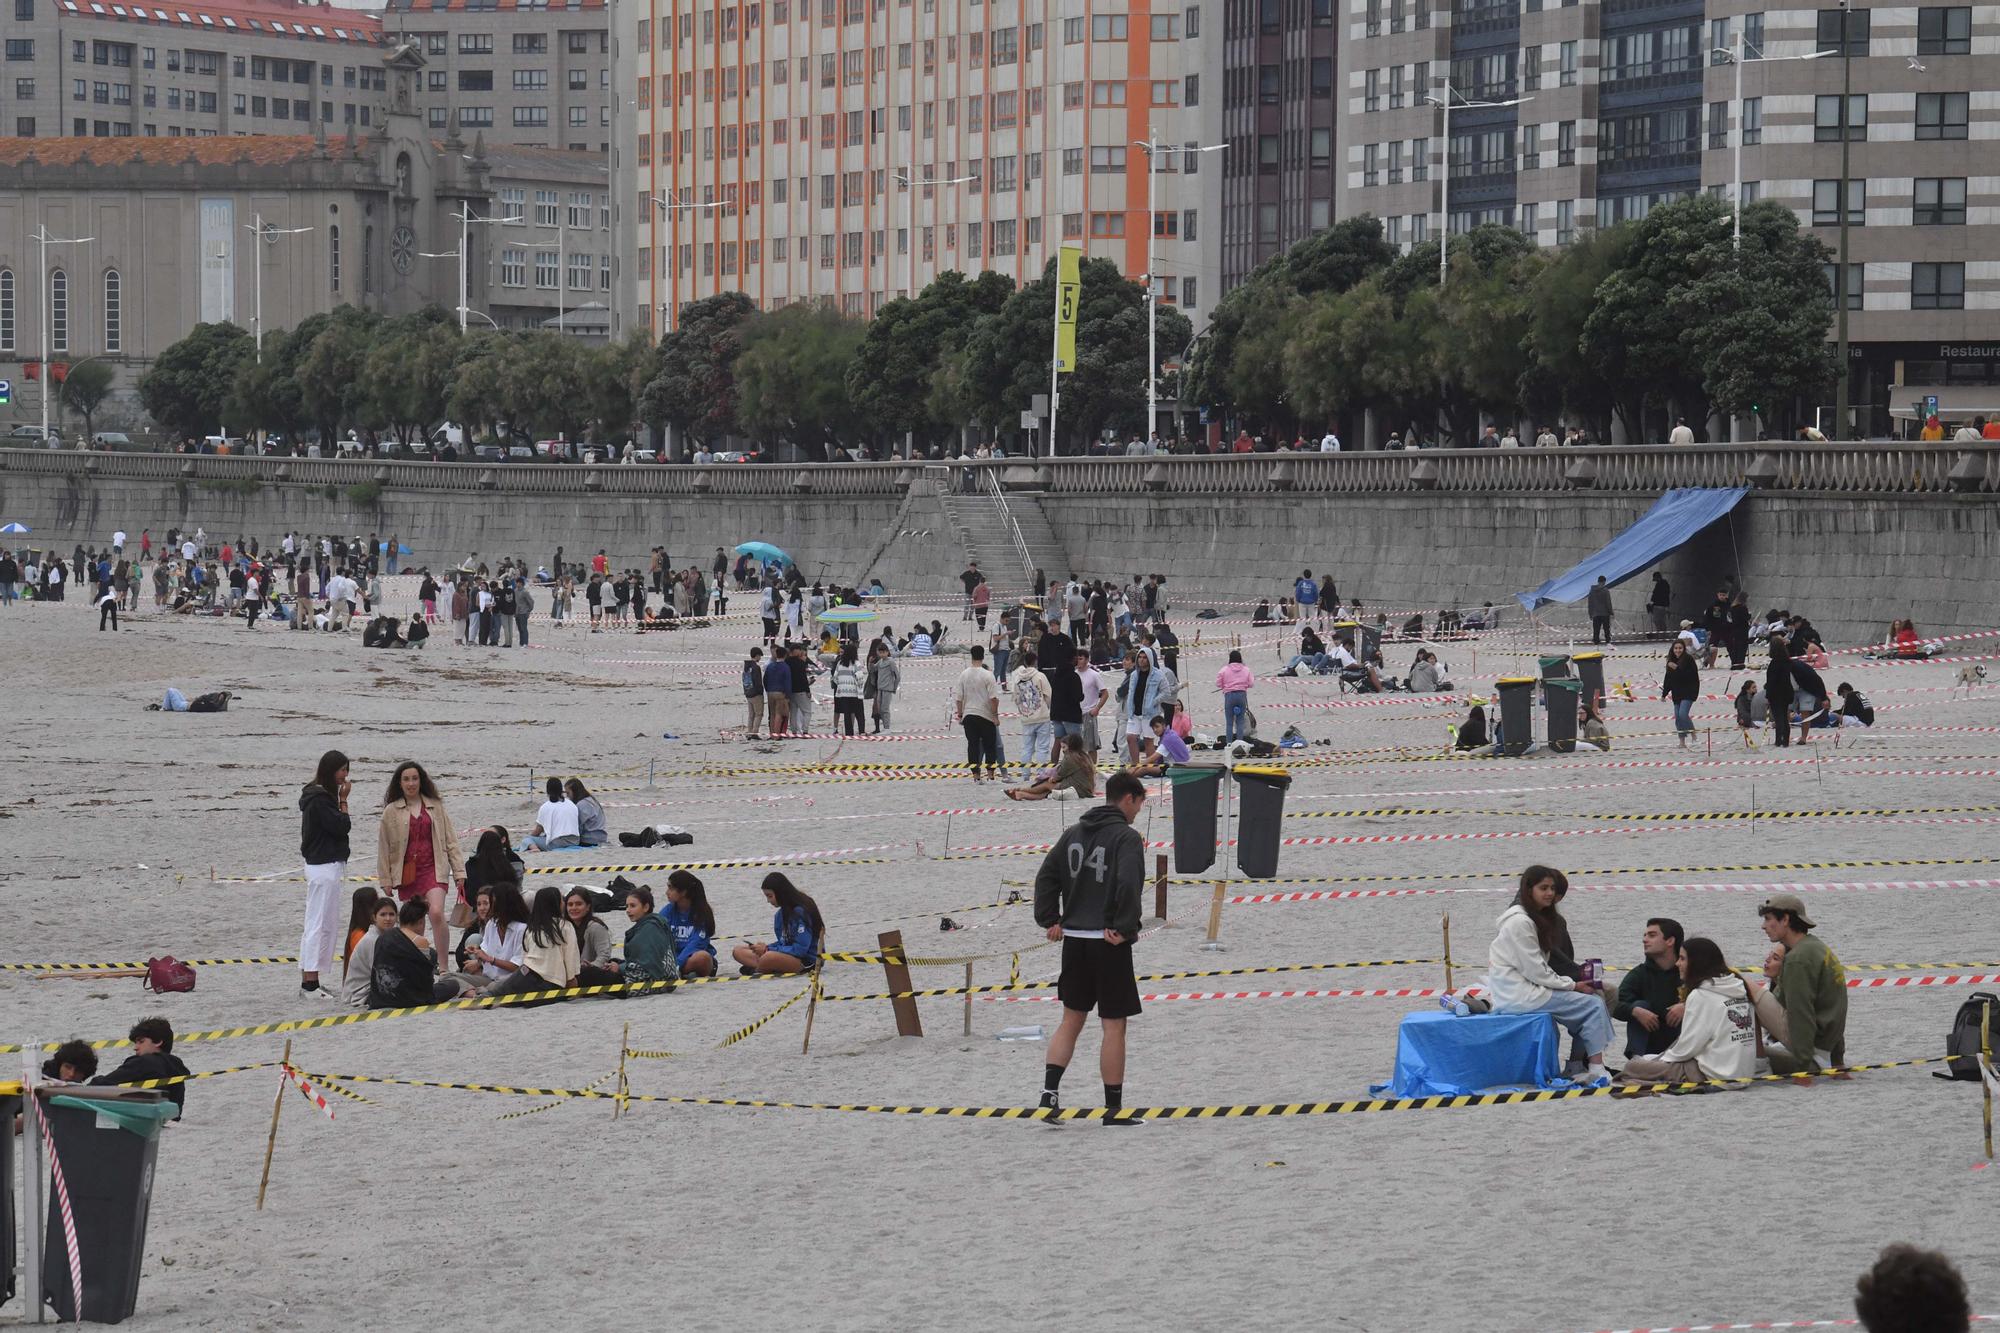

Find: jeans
1591;615;1611;644
522;833;580;852
515;613;530;646
1020;720;1055;770
992;647;1011;684
1530;988;1615;1061
1222;689;1249;742
0;581;14;604
1623;1004;1679;1058
790;690;813;735
501;613;514;647
1285;653;1330;675
962;716;1000;771
1672;698;1695;734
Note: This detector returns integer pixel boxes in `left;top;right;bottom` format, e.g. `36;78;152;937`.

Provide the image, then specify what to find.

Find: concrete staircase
935;471;1069;595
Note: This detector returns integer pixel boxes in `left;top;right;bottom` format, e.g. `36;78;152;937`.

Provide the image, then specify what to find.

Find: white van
431;422;465;449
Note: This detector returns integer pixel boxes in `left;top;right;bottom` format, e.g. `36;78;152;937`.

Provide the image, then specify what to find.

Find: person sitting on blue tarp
1483;866;1613;1087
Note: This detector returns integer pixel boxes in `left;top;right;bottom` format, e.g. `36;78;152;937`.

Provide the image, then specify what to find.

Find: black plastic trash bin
41;1089;173;1324
1494;676;1537;756
1;1087;14;1312
1169;764;1224;874
1572;651;1606;708
1233;766;1292;879
1544;677;1581;753
1538;653;1572;680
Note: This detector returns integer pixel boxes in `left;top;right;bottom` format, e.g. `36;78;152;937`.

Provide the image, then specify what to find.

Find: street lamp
649;193;724;333
33;225;93;446
1711;37;1833;251
1423;85;1532;285
1834;0;1855;439
422;204;522;335
242;213;313;363
1135;133;1226;447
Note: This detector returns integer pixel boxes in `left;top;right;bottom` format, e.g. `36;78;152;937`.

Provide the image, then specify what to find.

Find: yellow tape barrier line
0;956;303;971
715;979;815;1048
498;1068;621;1121
92;1060;278;1090
213;855;899;885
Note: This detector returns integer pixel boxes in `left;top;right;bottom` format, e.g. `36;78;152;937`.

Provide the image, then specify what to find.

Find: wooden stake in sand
1442;913;1454;992
1983;1003;1993;1161
879;930;923;1037
963;962;974;1037
801;969;822;1054
1154;853;1168;921
615;1022;630;1120
1203;880;1226;950
257;1038;292;1211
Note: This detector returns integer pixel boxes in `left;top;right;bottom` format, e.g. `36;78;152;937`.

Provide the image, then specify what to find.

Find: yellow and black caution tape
819;958;1448;1003
101;1060;279;1090
715;978;815;1048
312;1073;385;1107
499;1068;620;1121
624;1048;677;1060
1;955;304;972
215;854;900;885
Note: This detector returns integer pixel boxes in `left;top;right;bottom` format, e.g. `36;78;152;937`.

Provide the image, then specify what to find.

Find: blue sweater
657;902;717;970
764;658;792;696
767;905;820;963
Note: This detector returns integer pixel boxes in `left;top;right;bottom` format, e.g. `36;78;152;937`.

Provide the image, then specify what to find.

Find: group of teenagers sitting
338;865;828;1009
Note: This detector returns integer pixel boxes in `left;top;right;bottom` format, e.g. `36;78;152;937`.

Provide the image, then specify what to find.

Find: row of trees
1185;196;1837;444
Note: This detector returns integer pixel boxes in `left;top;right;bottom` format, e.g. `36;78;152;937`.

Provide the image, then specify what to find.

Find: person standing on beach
378;761;466;974
298;750;353;998
954;644;1003;781
1033;771;1149;1123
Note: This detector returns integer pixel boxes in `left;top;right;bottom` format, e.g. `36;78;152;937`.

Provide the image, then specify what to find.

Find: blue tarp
1371;1010;1563;1098
1515;486;1750;611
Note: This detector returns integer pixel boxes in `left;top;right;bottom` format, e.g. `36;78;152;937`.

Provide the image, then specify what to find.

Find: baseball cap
1758;892;1816;929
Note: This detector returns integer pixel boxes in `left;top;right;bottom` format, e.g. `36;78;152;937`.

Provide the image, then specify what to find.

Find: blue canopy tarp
1515;486;1749;611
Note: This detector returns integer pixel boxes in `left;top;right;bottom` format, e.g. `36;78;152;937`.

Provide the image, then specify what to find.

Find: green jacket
1775;933;1848;1071
1612;958;1682;1024
621;912;680;985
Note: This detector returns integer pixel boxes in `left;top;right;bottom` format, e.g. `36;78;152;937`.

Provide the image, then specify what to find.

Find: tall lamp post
1833;0;1854;438
1423;84;1532;285
651;192;724;333
1712;38;1832;251
1136;133;1226;447
423;204;522;335
243;213;314;363
33;225;93;446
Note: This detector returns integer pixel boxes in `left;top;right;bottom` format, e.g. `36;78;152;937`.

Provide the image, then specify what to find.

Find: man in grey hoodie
1033;771;1149;1123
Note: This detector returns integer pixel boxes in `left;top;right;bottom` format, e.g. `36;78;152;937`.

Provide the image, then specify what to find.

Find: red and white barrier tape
283;1063;337;1120
1002;972;2000;1004
1230;877;2000;905
31;1092;86;1320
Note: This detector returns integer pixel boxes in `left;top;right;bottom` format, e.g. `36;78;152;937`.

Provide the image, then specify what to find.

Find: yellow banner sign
1055;244;1081;373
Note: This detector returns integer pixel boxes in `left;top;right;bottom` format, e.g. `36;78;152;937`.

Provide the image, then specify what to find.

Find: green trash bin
1573;651;1607;709
1169;764;1225;874
1538;653;1572;680
1;1086;14;1312
41;1090;174;1325
1494;676;1537;755
1544;677;1582;753
1233;766;1292;879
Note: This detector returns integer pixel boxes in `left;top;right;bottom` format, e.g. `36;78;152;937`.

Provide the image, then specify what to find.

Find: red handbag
144;956;197;993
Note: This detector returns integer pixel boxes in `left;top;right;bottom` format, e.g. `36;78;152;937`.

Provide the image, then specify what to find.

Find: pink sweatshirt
1216;662;1254;692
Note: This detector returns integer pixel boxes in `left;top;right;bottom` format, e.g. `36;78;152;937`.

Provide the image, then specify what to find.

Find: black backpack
1935;992;1999;1081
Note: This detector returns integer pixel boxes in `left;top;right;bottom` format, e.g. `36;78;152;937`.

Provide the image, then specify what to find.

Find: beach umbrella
734;541;792;567
379;541;413;555
819;605;877;623
0;522;28;534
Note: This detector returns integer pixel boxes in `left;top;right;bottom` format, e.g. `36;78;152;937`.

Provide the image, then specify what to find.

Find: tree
1519;226;1633;439
845;269;1014;446
1675;200;1834;428
295;307;383;445
59;360;116;445
1581;199;1731;438
736;302;868;458
1278;214;1399;299
137;321;254;442
583;331;653;445
640;291;755;454
230;311;332;445
364;321;460;446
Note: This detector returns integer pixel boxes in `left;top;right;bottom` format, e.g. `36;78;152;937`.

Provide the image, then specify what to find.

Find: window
0;269;12;352
102;269;121;353
459;69;493;91
1559;41;1577;86
500;187;526;221
458;33;494;53
1812;178;1864;226
498;248;526;287
1319;59;1337;100
1257;134;1278;171
1150;80;1179;106
1557;121;1575;166
1363;68;1378;111
1915;177;1966;226
512;33;547;53
1913;262;1964;310
1521;124;1540;170
1916;92;1968;140
1522;46;1539;92
4;39;33;60
1090;145;1125;173
1412;136;1429;181
1822;262;1863;310
566;31;591;53
1088;212;1125;237
328;224;340;292
534;189;559;225
1742;97;1763;145
1917;7;1971;54
1092;80;1125;106
1814;94;1865;142
1557;200;1575;245
1363;144;1379;186
1743;12;1764;52
568;252;591;290
1309;127;1331;164
514;106;550;127
1815;8;1868;56
534;250;559;288
1062;147;1083;175
1063;16;1083;42
513;69;548;91
1090;13;1127;39
48;268;68;352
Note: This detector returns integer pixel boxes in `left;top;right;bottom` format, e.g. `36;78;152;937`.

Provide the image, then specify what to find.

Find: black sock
1104;1083;1123;1111
301;979;319;991
1043;1064;1065;1093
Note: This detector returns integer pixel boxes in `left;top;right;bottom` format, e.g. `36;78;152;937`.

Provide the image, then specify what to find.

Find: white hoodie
1484;903;1576;1012
1657;975;1756;1079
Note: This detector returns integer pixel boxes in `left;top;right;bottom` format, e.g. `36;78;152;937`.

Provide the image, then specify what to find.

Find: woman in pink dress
377;761;466;973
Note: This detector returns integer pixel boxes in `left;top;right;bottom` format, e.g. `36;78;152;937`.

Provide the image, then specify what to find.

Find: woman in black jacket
1661;640;1702;747
1765;636;1796;748
298;749;353;998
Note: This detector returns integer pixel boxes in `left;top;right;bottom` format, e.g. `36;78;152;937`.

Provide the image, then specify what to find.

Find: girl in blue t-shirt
659;870;719;978
730;873;824;975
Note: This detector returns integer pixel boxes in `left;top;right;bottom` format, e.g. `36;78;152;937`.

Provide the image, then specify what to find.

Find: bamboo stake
256;1038;292;1211
963;961;974;1037
1983;1003;1993;1162
1443;913;1454;992
1203;880;1226;946
615;1021;630;1120
801;969;822;1054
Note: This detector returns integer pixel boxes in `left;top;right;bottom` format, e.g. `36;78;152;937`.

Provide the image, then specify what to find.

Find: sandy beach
2;579;1995;1332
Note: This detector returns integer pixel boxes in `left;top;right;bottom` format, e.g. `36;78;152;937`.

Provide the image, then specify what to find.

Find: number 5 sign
1054;244;1081;373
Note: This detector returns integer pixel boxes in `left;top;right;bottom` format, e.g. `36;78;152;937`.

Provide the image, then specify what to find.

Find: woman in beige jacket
378;761;466;973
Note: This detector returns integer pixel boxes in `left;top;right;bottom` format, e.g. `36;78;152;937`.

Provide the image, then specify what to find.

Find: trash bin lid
1544;678;1582;693
1538;655;1572;668
1495;675;1538;687
1572;651;1606;662
1233;765;1293;787
1167;765;1225;786
48;1094;178;1138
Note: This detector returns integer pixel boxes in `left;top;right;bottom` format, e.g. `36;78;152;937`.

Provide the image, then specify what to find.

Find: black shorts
1057;936;1141;1020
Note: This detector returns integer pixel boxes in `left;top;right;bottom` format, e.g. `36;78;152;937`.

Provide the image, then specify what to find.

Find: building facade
1219;0;1343;287
378;0;611;152
609;0;1222;355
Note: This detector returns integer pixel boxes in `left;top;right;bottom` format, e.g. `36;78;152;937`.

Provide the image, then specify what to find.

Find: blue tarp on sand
1514;486;1750;611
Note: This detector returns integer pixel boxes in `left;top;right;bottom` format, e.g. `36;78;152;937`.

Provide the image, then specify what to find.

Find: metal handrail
979;466;1036;587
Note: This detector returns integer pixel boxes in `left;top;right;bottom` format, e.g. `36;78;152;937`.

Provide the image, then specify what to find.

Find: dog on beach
1956;663;1988;697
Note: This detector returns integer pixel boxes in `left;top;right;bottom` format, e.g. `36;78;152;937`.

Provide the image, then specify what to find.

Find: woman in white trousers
298;750;354;998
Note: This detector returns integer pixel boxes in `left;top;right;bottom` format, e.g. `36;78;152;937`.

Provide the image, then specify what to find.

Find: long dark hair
346;885;383;935
385;759;440;805
565;777;593;802
1679;937;1733;994
761;872;824;941
526;885;568;948
667;869;717;936
488;881;530;933
467;828;517;888
1510;864;1569;957
312;749;349;792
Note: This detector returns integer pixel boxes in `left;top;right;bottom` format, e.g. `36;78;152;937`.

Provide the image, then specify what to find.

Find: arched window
329;224;341;293
103;268;122;354
0;269;14;353
50;268;68;354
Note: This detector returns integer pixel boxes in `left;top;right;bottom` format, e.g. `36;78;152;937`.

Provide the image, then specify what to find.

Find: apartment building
0;0;390;139
609;0;1222;345
1337;0;2000;430
1219;0;1342;287
379;0;612;151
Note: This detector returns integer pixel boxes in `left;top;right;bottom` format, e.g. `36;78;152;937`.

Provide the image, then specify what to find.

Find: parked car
6;425;63;446
91;431;133;450
630;447;660;463
506;444;536;462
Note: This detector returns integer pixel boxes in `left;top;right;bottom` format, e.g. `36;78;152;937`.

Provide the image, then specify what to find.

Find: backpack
743;662;762;697
1935;992;2000;1081
144;956;197;993
188;691;232;712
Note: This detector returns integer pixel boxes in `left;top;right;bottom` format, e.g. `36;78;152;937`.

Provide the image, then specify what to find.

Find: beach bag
1935;992;2000;1081
144;956;197;993
188;691;231;712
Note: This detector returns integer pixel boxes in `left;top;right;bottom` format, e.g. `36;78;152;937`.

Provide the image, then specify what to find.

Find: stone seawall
4;465;1995;647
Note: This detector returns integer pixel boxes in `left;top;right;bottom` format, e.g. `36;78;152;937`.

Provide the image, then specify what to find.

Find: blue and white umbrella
0;522;29;534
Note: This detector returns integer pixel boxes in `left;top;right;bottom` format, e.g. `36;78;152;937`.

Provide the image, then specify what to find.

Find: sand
2;579;1997;1332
